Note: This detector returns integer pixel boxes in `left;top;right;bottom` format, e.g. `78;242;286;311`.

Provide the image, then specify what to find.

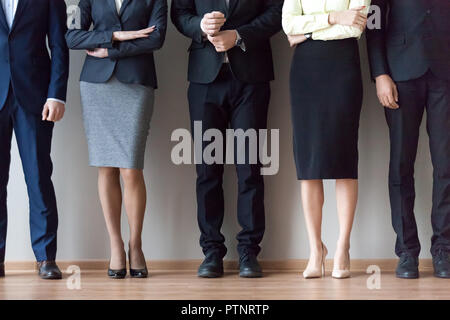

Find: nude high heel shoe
332;251;351;279
303;243;328;279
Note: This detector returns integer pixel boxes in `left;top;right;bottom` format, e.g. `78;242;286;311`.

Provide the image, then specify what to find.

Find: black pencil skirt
290;38;363;180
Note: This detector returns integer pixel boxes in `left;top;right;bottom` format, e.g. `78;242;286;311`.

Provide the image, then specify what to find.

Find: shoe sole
434;273;450;279
396;273;419;279
39;275;63;280
239;271;263;278
198;271;224;278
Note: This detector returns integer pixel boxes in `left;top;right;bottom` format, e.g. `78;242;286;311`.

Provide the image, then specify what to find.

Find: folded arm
282;0;331;35
65;0;114;50
313;0;371;41
108;0;168;59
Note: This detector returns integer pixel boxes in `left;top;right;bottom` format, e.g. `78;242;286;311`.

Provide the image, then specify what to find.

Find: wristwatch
235;32;243;47
305;33;312;40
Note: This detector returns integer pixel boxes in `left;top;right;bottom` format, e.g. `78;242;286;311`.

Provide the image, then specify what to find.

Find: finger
393;85;399;103
208;11;225;18
386;93;399;109
351;6;366;11
42;105;49;121
138;27;156;34
47;107;55;122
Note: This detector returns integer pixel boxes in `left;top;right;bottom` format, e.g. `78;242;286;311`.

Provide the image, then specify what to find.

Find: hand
375;74;399;109
329;6;367;31
42;100;65;122
201;11;226;36
86;48;109;58
112;26;155;41
208;30;237;52
287;34;307;47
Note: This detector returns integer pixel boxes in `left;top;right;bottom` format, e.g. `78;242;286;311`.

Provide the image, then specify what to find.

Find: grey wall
5;23;434;261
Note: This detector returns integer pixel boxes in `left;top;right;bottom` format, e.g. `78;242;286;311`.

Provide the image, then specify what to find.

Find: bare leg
98;167;125;270
334;179;358;270
301;180;326;275
120;168;147;269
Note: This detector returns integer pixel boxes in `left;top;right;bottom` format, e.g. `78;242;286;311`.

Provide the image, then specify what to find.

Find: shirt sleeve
282;0;331;35
312;0;371;41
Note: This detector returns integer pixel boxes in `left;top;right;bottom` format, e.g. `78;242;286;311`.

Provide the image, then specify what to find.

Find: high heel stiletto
332;251;351;279
303;243;328;279
129;248;148;278
108;260;127;279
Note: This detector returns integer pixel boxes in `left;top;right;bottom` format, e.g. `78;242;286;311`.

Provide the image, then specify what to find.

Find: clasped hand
201;11;236;52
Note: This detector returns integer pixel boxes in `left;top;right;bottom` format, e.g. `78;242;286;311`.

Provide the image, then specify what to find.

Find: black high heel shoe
108;259;127;279
129;249;148;278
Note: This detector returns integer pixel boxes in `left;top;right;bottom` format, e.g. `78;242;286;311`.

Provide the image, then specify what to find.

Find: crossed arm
65;0;167;59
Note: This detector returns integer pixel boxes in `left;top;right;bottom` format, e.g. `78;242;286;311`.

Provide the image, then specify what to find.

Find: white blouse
282;0;371;41
115;0;123;13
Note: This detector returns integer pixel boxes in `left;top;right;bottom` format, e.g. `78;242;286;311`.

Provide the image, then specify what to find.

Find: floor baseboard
4;259;433;272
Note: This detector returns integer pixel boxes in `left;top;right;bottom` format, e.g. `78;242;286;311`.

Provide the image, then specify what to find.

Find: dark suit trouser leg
230;81;269;257
188;66;269;258
0;95;13;263
426;73;450;255
11;95;58;262
189;73;229;258
385;76;427;257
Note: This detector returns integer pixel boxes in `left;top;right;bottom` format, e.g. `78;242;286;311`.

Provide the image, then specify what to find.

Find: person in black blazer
66;0;167;279
171;0;282;279
0;0;69;280
367;0;450;279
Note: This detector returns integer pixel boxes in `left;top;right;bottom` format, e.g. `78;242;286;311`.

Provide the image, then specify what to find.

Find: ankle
336;240;350;252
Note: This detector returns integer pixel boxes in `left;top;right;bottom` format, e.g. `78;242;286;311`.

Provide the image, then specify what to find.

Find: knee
120;168;143;185
99;167;120;179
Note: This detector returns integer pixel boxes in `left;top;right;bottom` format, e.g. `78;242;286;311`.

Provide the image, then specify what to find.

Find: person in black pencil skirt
282;0;370;279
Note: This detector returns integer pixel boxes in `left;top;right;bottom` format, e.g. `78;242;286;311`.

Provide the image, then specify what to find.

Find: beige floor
0;265;449;300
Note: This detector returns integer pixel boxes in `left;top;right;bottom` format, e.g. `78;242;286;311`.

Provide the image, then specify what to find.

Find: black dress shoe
433;249;450;279
396;254;419;279
37;261;62;280
198;254;224;278
0;262;4;277
239;254;263;278
108;267;127;279
129;250;148;279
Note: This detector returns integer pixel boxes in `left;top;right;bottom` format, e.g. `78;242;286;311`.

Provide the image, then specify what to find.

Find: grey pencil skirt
80;76;154;170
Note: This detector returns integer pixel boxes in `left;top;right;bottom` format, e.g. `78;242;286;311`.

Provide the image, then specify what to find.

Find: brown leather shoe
0;262;4;277
37;261;62;280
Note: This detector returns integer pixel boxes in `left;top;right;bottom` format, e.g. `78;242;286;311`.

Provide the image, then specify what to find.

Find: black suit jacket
0;0;69;114
171;0;282;84
366;0;450;82
66;0;167;88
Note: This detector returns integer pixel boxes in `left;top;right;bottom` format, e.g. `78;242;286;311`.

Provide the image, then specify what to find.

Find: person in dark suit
0;0;69;279
66;0;167;279
171;0;282;278
367;0;450;279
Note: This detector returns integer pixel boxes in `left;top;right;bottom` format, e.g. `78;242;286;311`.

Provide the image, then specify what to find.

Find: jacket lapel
10;0;29;33
119;0;132;17
107;0;119;16
0;2;8;31
228;0;239;17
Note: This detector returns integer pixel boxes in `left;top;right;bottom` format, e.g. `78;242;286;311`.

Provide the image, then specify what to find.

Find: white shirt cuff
47;98;66;105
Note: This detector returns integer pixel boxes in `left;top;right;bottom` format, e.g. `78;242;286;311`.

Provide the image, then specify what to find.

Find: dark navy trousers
0;86;58;262
386;71;450;258
188;65;270;259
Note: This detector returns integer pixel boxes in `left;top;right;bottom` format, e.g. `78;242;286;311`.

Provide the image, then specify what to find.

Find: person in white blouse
282;0;370;280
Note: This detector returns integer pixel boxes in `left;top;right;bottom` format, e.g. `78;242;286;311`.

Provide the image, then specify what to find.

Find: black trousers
386;71;450;257
188;65;270;259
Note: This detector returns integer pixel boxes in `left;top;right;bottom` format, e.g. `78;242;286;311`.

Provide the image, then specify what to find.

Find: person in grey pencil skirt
66;0;167;279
